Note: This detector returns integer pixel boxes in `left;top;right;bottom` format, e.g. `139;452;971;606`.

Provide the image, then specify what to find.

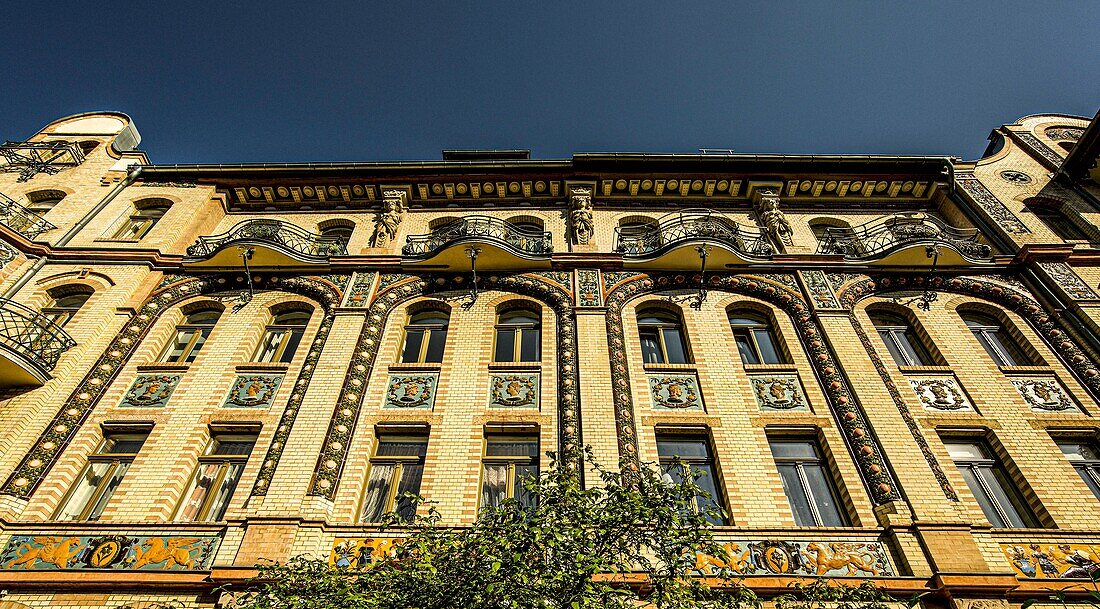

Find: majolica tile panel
384;373;439;409
750;374;810;411
647;373;704;411
0;533;222;571
488;373;539;408
222;374;284;408
118;374;181;408
1001;543;1100;579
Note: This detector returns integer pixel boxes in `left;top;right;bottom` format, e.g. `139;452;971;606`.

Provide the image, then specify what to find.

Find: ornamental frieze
648;374;704;410
0;533;221;571
908;376;974;412
576;269;602;307
118;374;181;408
692;539;894;576
1037;262;1097;300
489;373;539;408
956;174;1030;234
223;375;284;408
1002;543;1100;579
800;271;841;310
750;375;809;411
1011;377;1078;412
384;374;438;409
0;273;344;499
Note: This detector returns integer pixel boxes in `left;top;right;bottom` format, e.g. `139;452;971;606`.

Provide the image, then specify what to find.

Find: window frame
728;310;785;365
944;438;1039;529
1030;204;1091;241
41;288;93;327
480;434;540;510
768;437;849;527
400;310;450;364
159;310;221;364
55;430;149;521
962;312;1032;367
869;310;935;367
637;308;690;365
174;433;256;522
109;202;170;240
1056;439;1100;502
493;308;541;363
358;434;429;523
252;310;311;363
655;433;727;525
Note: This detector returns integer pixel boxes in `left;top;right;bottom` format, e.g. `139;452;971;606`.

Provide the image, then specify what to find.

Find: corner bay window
769;439;847;527
56;429;149;521
401;310;449;364
360;436;428;523
945;439;1038;528
656;435;726;525
638;308;689;364
1057;440;1100;501
176;433;256;522
962;312;1033;367
870;310;934;366
729;310;783;365
254;310;310;363
160;309;221;363
481;436;538;509
494;308;540;363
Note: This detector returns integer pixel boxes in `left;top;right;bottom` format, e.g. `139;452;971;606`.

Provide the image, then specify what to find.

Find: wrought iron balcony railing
815;212;992;261
0;298;76;373
403;216;553;259
0;140;86;182
186;219;347;260
614;209;772;259
0;192;56;240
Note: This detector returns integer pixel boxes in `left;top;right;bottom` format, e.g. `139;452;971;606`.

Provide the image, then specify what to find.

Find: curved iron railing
0;192;56;240
186;219;347;260
0;298;75;373
403;216;553;258
614;209;772;259
815;212;992;261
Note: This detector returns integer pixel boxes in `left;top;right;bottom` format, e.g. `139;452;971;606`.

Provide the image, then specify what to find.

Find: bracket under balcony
402;216;553;270
0;140;85;182
0;298;75;388
614;209;773;269
0;192;56;240
815;212;994;266
183;219;347;269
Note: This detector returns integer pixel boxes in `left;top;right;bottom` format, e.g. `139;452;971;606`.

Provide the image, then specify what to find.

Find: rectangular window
56;430;149;521
253;327;305;363
481;435;539;510
769;438;848;527
944;439;1039;528
176;433;256;522
656;435;726;525
1057;440;1100;501
360;435;428;523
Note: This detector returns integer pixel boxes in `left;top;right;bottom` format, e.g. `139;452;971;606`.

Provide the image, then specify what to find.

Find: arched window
401;309;449;363
618;217;658;235
495;307;541;363
728;309;784;365
110;199;171;240
26;190;65;215
319;222;354;243
160;308;222;363
869;310;935;366
811;219;859;254
41;286;93;327
1027;199;1090;241
961;311;1033;367
253;309;311;363
638;307;689;364
78;141;100;156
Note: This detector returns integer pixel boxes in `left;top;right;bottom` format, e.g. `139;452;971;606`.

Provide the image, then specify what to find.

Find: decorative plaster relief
800;271;840;309
956;174;1030;234
908;376;973;412
1011;377;1078;412
1015;132;1065;166
576;269;602;307
0;533;222;571
384;374;438;409
750;375;809;411
345;271;377;307
1038;262;1097;300
489;373;539;408
1002;543;1100;579
118;374;181;408
223;374;283;408
648;374;704;410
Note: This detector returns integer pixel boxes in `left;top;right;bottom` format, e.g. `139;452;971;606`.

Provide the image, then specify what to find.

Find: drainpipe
1;166;143;300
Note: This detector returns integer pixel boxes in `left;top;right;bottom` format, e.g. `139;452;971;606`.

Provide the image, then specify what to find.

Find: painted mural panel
222;374;284;408
118;374;181;408
648;374;704;410
1001;543;1100;579
0;533;222;571
488;373;539;408
384;374;438;409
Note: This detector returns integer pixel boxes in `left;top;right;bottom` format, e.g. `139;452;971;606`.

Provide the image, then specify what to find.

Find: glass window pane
734;333;760;365
402;329;425;363
395;463;425;521
990;331;1029;366
85;462;129;521
212;440;255;456
662;328;688;364
361;464;396;523
256;329;286;363
803;463;846;526
482;464;508;508
954;466;1006;527
657;439;709;459
879;330;910;366
514;464;539;509
278;328;304;363
58;462;112;520
161;329;194;362
777;464;817;526
693;463;725;525
1076;467;1100;500
986;465;1038;528
944;441;987;460
640;331;664;364
519;328;540;362
424;329;447;363
184;328;210;363
103;436;147;454
1059;442;1100;461
901;329;933;365
177;463;220;522
495;329;516;362
376;440;428;458
206;463;244;521
769;441;818;460
752;329;781;364
486;440;537;458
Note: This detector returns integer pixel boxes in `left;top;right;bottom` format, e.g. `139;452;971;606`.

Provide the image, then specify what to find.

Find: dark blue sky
5;2;1098;163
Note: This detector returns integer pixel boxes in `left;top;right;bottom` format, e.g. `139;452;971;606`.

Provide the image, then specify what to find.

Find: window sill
137;363;189;373
898;365;953;374
389;362;442;372
488;362;542;371
743;363;799;373
643;363;697;372
237;362;290;373
999;365;1053;374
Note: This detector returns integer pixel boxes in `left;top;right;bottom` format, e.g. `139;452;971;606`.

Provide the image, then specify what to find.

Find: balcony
614;209;772;269
0;140;85;182
815;212;993;265
184;219;347;268
0;192;56;240
402;216;553;270
0;298;75;388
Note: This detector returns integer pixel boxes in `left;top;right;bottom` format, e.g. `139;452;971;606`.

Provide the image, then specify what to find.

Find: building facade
0;111;1097;608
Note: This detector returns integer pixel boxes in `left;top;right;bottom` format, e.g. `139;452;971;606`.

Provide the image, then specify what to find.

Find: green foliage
229;449;895;609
